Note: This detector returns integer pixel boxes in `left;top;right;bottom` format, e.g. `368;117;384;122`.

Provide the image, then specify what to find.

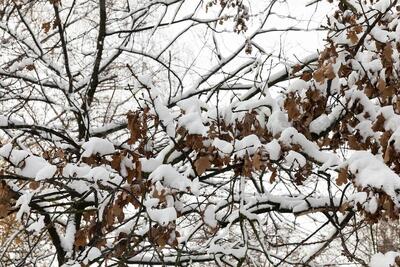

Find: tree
1;0;400;266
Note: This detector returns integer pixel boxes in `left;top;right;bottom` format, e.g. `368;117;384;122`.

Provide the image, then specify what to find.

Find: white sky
142;0;333;96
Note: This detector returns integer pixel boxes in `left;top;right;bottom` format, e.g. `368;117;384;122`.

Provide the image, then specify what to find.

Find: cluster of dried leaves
289;0;400;222
206;0;250;33
3;0;400;265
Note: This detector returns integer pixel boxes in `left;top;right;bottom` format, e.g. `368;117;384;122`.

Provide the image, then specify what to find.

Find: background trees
1;0;400;266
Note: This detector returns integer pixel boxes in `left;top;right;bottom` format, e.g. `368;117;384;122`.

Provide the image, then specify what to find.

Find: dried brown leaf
372;114;385;132
313;68;325;83
74;229;88;247
336;167;348;186
195;156;211;176
29;181;40;190
383;43;393;63
324;64;336;80
347;30;358;44
269;170;277;183
42;22;51;33
284;98;300;120
384;145;394;163
252;153;262;170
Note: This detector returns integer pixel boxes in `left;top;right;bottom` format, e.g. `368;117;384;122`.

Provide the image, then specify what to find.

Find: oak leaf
324;64;336;80
372;114;385;132
301;71;313;81
269;170;277;183
29;181;40;190
0;203;10;219
336;167;348;186
313;68;325;83
383;43;393;64
195;156;211;175
42;22;51;33
252;153;262;170
74;229;88;247
384;145;394;163
347;30;358;44
284;98;300;120
348;135;360;150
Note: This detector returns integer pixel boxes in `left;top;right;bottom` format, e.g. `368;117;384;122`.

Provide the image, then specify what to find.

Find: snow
309;114;330;135
178;113;207;136
149;88;177;137
345;151;400;206
370;27;390;43
35;165;57;181
60;217;76;252
370;251;400;267
373;0;393;13
231;95;276;115
191;178;200;196
396;22;400;43
280;127;340;169
27;216;45;235
380;106;400;132
149;164;192;191
62;164;91;178
81;137;115;157
0;146;54;179
266;110;290;136
82;247;102;264
0;143;12;157
351;55;383;73
8;58;34;72
69;180;91;194
310;101;345;135
287;78;309;93
177;97;204;114
177;97;207;135
390;128;400;152
348;192;379;214
140;157;163;173
0;115;8;126
376;106;400;152
61;262;80;267
144;198;159;208
208;238;247;259
84;166;111;183
204;205;218;228
367;196;379;214
212;138;234;156
147;207;177;226
15;154;50;178
234;134;261;158
2;1;400;265
264;140;281;160
284;151;306;168
355;121;377;142
15;192;33;221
